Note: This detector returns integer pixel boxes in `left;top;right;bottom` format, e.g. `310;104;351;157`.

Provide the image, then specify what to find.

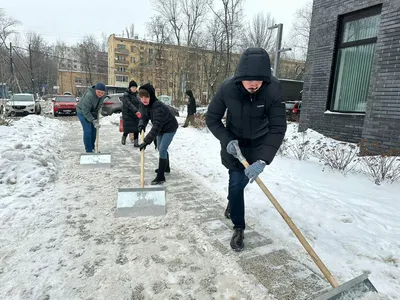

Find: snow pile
0;115;63;198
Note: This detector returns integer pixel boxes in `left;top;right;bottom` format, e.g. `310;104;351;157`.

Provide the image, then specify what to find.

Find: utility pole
9;42;14;94
268;23;292;78
29;44;35;98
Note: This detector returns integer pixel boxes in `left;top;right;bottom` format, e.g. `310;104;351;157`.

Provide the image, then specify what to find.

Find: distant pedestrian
76;82;107;153
120;80;141;147
182;89;197;127
137;83;178;185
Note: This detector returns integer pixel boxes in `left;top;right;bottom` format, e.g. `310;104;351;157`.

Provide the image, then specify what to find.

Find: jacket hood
185;90;194;98
139;83;158;105
234;48;272;83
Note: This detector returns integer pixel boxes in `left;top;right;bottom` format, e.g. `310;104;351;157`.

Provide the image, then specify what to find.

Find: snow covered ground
1;114;399;299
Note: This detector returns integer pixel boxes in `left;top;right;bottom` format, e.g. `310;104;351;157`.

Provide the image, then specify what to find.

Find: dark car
101;93;123;116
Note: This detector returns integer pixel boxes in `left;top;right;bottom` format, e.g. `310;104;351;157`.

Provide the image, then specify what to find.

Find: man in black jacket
206;48;287;252
137;84;178;185
120;80;141;147
182;89;197;127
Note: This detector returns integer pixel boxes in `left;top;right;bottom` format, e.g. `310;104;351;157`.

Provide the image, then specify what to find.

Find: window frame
327;5;382;113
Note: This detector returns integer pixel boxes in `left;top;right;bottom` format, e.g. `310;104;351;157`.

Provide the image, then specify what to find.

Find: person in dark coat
120;80;141;147
182;89;197;127
206;48;287;252
76;82;107;153
137;83;178;185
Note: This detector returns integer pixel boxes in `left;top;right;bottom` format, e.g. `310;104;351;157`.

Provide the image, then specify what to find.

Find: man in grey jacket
76;82;107;152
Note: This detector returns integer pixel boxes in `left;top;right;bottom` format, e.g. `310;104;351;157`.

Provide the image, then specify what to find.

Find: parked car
3;93;41;116
286;100;301;122
53;95;78;116
101;93;123;116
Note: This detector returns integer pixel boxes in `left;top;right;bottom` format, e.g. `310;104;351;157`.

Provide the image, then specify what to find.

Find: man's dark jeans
77;113;96;153
228;169;249;229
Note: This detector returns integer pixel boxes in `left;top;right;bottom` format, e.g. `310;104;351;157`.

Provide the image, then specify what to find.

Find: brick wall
300;0;400;154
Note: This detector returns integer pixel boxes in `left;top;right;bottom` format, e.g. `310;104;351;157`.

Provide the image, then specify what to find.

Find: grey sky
3;0;310;46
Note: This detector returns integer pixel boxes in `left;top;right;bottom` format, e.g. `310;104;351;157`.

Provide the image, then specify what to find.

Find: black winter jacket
185;90;197;116
206;48;287;170
138;84;178;144
121;89;140;133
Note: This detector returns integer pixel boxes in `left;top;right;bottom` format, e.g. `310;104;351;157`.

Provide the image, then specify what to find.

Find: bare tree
242;12;276;52
180;0;209;47
100;32;108;52
0;9;19;48
75;35;101;85
125;23;135;38
152;0;183;45
288;1;312;59
209;0;244;78
146;16;172;94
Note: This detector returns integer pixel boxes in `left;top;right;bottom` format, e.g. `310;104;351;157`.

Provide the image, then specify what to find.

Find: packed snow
0;113;399;299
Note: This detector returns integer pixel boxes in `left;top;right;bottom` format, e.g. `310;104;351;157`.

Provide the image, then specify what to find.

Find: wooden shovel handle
140;130;145;188
95;111;100;153
234;142;338;288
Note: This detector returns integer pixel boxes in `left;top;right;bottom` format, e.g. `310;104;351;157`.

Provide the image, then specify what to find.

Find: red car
53;95;77;116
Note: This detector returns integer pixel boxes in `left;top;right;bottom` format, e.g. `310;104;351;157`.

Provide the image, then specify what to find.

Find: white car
4;93;41;116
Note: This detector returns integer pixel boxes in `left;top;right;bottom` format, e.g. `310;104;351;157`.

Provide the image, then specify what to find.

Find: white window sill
324;110;365;116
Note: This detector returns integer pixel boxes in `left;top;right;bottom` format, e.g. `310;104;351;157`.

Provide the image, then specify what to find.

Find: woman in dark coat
182;89;197;127
137;83;178;185
121;80;141;147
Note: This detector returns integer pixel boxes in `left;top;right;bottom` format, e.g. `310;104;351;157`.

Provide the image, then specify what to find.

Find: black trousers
123;131;138;139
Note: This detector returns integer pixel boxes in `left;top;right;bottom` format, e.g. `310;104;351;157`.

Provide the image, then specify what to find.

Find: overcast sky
3;0;311;46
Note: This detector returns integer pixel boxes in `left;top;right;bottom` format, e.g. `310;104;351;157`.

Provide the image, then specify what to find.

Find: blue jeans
228;169;249;229
77;113;96;153
156;132;176;159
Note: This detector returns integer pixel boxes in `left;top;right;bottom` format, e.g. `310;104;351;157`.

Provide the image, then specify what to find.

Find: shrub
287;132;311;160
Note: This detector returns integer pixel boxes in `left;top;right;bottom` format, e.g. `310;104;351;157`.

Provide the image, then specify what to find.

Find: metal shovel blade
116;186;166;217
313;273;377;300
79;152;112;168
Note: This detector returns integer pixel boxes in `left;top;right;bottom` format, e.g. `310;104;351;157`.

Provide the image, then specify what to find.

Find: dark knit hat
94;82;106;91
129;80;138;88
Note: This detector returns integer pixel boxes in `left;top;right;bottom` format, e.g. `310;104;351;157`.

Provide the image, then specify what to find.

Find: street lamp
268;23;292;78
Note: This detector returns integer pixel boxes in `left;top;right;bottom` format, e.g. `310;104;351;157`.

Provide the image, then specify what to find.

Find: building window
131;45;136;52
117;44;126;50
116;75;129;82
130;57;136;63
75;77;82;84
330;6;381;113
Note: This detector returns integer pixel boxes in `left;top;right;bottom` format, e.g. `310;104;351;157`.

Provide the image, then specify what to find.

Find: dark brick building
300;0;400;154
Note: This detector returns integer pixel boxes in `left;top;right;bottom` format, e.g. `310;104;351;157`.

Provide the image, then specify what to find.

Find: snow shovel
79;112;112;168
233;143;378;300
116;130;166;217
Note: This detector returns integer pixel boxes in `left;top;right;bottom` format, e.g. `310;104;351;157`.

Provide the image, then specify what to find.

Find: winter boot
151;158;167;185
121;134;127;145
155;153;170;173
133;139;139;147
224;202;231;219
230;228;244;252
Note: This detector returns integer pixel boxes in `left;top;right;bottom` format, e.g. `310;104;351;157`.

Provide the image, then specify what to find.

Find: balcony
114;48;129;55
115;59;129;65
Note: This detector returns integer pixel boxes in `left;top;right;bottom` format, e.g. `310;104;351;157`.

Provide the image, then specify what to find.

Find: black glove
138;125;145;133
138;142;149;151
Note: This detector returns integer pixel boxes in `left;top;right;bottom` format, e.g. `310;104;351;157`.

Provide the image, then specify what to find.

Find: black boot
121;134;127;145
230;228;244;252
133;139;139;147
224;202;231;219
155;153;170;173
151;158;167;185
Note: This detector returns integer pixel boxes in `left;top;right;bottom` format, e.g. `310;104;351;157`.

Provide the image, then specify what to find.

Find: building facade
107;34;304;107
300;0;400;154
58;70;108;97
